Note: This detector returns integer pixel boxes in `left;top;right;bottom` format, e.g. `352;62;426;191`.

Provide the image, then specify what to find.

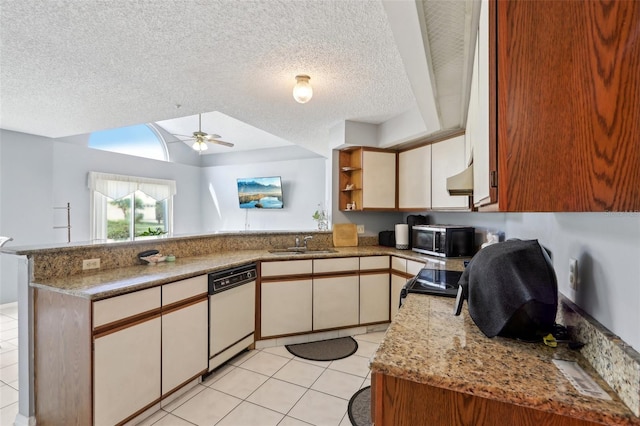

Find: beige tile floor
0;301;383;426
0;302;19;425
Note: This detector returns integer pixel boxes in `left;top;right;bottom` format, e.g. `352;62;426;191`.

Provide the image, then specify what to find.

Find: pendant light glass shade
293;75;313;104
192;139;208;152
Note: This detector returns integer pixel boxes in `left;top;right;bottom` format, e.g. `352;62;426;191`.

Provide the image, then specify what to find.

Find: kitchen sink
268;248;338;255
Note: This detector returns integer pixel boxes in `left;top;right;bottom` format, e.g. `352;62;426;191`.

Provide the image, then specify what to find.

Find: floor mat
348;385;371;426
285;336;358;361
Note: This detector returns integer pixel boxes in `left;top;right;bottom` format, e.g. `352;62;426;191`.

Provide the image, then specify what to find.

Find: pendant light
293;75;313;104
192;137;208;152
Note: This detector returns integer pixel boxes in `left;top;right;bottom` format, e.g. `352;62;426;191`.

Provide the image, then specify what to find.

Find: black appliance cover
378;230;395;247
454;239;558;340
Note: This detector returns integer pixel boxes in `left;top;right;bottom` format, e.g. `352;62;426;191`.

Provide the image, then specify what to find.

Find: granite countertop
30;246;464;300
370;294;640;425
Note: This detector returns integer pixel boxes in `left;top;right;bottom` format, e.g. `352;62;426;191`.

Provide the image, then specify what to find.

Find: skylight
88;124;168;161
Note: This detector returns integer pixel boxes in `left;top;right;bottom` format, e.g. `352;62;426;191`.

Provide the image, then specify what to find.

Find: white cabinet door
94;317;161;426
360;273;390;324
390;273;408;320
473;0;491;206
162;300;208;395
398;145;431;209
93;287;161;426
161;275;208;396
362;150;396;209
261;279;312;337
313;275;359;330
431;135;469;210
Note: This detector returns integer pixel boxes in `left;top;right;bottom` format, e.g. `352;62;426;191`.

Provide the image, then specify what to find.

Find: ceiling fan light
192;140;208;152
293;75;313;104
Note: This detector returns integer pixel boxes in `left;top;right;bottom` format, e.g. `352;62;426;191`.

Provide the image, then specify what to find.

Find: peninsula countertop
28;246;465;300
370;294;640;425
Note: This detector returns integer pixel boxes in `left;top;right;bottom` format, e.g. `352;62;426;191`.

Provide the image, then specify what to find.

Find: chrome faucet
292;235;312;250
303;235;313;248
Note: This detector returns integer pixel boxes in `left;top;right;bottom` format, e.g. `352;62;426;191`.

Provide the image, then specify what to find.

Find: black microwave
411;225;475;257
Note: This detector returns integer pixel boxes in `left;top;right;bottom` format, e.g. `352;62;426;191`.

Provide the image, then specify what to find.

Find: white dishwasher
208;263;256;371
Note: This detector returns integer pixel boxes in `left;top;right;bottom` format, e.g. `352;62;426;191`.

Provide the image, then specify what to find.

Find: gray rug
285;336;358;361
348;386;371;426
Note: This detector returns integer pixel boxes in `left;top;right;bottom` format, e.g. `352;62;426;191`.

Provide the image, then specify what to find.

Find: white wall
1;131;56;303
0;129;330;302
51;141;203;240
0;129;204;302
427;211;640;352
201;157;326;232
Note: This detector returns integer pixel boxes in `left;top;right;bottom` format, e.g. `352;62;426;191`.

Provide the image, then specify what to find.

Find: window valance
88;172;177;201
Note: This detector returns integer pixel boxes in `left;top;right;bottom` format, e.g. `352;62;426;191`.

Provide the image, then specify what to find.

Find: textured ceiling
156;111;293;154
0;0;476;155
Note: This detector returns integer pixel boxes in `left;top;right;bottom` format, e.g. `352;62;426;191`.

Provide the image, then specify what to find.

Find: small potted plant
312;205;328;231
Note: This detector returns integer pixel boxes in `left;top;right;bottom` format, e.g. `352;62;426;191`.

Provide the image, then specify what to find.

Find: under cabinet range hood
447;164;474;196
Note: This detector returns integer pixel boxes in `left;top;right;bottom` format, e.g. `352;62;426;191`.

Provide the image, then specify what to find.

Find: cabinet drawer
314;257;359;274
93;287;161;329
407;260;425;276
261;260;313;277
391;256;407;273
360;256;389;270
163;275;207;306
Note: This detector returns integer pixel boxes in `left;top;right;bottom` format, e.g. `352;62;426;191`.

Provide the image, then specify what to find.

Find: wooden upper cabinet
338;148;364;211
493;0;640;211
339;147;397;211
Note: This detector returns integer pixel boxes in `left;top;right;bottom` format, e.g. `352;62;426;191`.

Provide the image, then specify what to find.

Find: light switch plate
356;224;365;234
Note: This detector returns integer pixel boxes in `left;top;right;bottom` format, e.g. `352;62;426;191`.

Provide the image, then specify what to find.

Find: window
88;124;168;161
88;172;176;241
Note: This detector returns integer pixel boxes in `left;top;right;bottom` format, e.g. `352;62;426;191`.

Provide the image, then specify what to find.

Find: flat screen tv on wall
237;176;284;209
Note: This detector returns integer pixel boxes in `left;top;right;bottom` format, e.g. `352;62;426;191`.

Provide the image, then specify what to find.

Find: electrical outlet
83;258;101;270
356;224;365;234
569;258;578;290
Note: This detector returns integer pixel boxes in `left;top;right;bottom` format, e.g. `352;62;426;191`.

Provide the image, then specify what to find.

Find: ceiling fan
171;113;234;153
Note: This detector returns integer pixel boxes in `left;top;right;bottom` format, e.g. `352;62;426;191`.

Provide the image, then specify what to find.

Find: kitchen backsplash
25;231;379;280
558;296;640;416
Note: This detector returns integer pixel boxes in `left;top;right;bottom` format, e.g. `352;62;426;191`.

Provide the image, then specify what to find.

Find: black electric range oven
400;268;464;306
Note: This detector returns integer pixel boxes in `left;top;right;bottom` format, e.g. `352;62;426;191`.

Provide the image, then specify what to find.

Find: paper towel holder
395;224;409;250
